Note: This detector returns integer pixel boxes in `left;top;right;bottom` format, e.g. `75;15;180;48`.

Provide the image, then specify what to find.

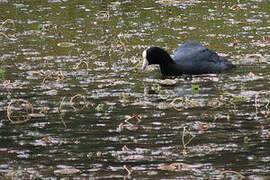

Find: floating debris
117;114;142;132
182;126;195;149
57;42;76;47
0;19;14;40
125;114;141;125
3;80;23;90
218;170;245;180
122;145;129;151
96;11;110;20
199;122;211;131
96;151;102;157
159;79;177;86
7;99;34;124
95;103;104;112
54;168;80;175
58;97;67;128
42;72;64;85
74;60;89;73
170;97;203;111
123;165;132;176
70;94;87;110
208;99;223;108
158;163;203;171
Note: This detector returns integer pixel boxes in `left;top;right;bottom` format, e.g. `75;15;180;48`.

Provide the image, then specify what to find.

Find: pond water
0;0;269;179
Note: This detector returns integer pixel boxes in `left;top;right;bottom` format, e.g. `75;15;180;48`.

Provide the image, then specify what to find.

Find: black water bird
142;41;236;76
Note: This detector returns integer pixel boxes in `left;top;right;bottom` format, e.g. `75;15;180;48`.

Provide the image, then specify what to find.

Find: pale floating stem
42;72;64;85
218;170;244;180
96;11;110;19
118;114;142;131
58;97;67;128
70;94;87;110
170;97;201;111
170;97;184;111
7;99;34;124
182;126;195;149
182;127;186;149
0;32;10;40
59;115;66;128
265;100;270;111
134;60;143;70
208;99;223;108
123;165;132;176
117;36;128;51
0;19;14;28
117;122;124;131
254;94;259;115
124;114;141;125
122;145;129;151
58;96;65;114
199;122;210;131
74;60;89;73
0;19;14;40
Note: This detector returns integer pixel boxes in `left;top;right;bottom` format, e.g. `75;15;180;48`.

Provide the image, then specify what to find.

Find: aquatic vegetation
0;69;5;80
243;136;249;143
191;84;199;93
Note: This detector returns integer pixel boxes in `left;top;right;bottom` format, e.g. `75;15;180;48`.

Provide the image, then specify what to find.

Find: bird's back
172;41;235;74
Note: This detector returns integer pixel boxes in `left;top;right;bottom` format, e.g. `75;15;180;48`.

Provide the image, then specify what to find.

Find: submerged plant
191;84;199;93
243;136;249;143
0;69;5;80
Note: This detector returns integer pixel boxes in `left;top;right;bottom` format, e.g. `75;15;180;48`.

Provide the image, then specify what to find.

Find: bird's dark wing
172;41;232;74
173;41;217;62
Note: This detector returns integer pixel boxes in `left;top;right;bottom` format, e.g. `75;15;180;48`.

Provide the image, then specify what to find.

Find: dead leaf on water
159;79;177;86
57;42;76;47
54;168;80;175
